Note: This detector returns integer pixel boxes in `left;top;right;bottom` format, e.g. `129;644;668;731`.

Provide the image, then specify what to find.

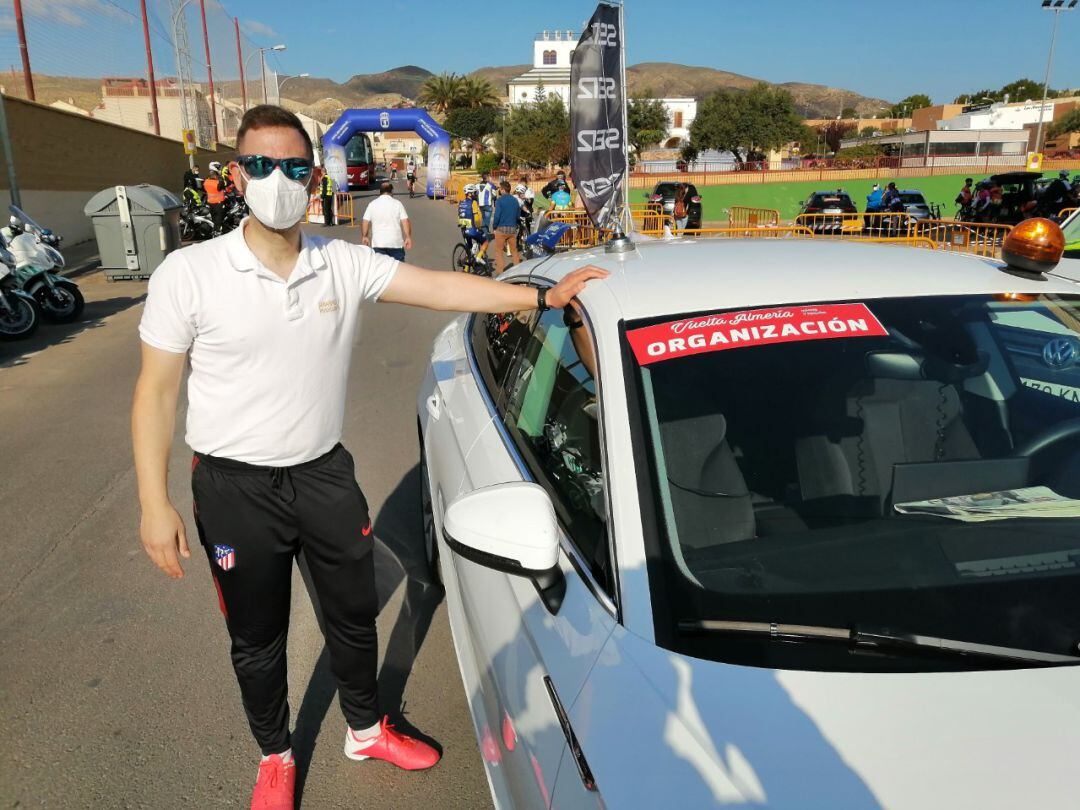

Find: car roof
509;239;1080;323
989;171;1041;183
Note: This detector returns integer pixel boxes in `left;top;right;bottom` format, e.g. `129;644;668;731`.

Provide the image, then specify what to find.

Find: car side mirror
443;482;566;613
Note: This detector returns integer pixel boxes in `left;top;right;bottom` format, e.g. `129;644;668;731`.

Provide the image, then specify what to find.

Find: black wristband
536;287;549;312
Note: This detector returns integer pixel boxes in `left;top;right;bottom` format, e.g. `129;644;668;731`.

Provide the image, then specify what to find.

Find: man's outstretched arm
380;262;609;313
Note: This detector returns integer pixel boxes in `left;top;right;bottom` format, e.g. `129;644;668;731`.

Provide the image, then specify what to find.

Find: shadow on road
292;463;444;806
0;292;146;370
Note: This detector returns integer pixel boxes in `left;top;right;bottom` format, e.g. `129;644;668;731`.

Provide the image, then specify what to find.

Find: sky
2;0;1078;104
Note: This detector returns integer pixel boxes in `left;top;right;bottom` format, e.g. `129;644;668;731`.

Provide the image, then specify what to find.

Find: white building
660;98;696;147
939;100;1057;131
507;30;577;107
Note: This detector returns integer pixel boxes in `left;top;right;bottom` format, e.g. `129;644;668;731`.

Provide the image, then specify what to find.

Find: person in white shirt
131;104;608;810
361;182;412;261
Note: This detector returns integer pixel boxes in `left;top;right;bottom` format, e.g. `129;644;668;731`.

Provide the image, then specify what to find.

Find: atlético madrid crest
213;544;236;572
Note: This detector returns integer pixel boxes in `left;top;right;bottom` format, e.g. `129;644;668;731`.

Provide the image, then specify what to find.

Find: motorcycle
0;244;40;341
220;190;247;234
0;206;84;323
180;202;215;242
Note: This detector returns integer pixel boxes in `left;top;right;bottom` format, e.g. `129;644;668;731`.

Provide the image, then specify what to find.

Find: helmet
1060;170;1070;179
9;215;20;231
463;184;477;195
208;161;222;173
514;183;528;195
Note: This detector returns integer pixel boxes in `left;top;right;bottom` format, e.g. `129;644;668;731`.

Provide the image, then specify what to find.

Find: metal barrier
912;220;1012;258
670;226;816;239
305;192;356;226
727;206;780;229
630;203;668;234
1060;207;1078;221
794;211;918;236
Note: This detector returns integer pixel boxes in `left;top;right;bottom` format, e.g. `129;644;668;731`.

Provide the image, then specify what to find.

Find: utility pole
198;0;219;145
139;0;160;136
12;0;34;101
234;18;247;111
1033;0;1076;154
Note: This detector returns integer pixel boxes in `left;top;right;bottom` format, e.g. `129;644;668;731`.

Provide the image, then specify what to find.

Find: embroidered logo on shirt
319;299;340;313
213;544;237;571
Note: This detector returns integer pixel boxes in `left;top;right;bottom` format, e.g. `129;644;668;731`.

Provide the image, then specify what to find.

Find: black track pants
191;443;379;755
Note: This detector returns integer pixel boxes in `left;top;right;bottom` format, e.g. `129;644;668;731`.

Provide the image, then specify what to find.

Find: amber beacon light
1001;218;1066;274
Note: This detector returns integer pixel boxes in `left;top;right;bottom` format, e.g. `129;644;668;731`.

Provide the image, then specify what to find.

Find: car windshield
1063;212;1080;259
812;194;852;207
900;193;926;205
654;184;678;197
626;294;1080;672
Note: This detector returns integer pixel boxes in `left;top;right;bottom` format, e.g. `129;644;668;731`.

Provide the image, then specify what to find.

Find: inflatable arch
322;109;451;199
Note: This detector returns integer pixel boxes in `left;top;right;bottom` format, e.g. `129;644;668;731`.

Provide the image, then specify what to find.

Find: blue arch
322;109;451;199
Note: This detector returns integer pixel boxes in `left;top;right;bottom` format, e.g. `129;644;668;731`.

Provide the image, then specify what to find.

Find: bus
344;133;375;190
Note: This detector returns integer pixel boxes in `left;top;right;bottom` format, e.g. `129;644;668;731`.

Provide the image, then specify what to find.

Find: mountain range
19;63;892;121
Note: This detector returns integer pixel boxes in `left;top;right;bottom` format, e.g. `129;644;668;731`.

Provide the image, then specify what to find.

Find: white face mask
241;167;309;231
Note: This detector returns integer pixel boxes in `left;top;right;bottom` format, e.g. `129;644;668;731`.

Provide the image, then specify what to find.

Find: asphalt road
0;185;493;808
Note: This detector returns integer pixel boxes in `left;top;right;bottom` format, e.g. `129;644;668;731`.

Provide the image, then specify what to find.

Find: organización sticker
627;303;888;365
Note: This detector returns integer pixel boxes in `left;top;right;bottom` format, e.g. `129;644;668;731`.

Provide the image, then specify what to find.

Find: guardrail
669;226;817;239
630;202;668;234
793;211;918;236
728;206;780;228
305;192;355;226
912;220;1012;258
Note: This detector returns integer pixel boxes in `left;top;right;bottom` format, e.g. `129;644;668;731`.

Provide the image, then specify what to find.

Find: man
514;182;534;234
133;105;607;810
541;169;571;201
517;176;535;216
203;163;226;234
475;172;497;231
319;170;336;227
457;184;490;267
491;181;521;276
183;164;202;193
388;157;397;180
361;181;411;260
881;181;902;212
405;158;417;198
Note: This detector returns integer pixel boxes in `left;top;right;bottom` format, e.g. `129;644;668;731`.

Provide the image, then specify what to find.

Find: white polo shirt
139;221;399;466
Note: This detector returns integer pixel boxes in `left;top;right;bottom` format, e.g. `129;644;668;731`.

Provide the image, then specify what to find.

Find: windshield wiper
678;619;1080;665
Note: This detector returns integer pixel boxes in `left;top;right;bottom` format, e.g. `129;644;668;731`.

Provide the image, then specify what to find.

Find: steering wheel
1012;418;1080;458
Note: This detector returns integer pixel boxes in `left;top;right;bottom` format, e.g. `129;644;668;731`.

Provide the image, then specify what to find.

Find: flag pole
618;0;631;233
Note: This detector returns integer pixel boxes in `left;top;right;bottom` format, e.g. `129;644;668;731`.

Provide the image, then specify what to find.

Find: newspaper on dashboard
894;486;1080;522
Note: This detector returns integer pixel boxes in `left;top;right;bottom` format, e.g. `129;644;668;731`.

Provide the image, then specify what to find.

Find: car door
451;305;617;807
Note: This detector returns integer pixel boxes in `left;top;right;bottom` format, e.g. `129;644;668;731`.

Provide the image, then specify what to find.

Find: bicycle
407;172;417;199
452;228;493;277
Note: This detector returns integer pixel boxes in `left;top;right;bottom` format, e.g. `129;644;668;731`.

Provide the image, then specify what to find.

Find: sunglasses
236;154;314;183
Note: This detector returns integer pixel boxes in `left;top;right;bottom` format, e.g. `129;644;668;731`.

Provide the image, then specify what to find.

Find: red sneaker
343;717;441;770
250;754;295;810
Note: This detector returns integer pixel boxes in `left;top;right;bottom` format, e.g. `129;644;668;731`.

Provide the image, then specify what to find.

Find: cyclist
457;184;490;269
406;158;417;198
541;169;571;201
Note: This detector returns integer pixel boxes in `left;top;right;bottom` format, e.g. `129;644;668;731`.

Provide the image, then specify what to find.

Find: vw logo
1042;338;1076;369
379;112;390;129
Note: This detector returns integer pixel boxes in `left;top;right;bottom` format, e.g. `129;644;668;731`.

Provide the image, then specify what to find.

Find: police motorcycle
180;188;215;242
0;242;40;341
0;206;83;323
220;189;248;234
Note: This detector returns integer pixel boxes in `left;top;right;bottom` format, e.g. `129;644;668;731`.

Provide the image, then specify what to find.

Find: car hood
570;626;1080;809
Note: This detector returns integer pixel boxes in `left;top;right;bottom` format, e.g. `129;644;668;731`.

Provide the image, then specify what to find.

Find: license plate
1022;378;1080;403
824;208;842;214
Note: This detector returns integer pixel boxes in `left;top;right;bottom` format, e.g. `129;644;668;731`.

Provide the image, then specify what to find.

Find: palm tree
458;76;500;109
418;73;463;114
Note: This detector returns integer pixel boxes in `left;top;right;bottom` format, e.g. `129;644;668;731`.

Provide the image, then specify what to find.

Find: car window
471;310;538;406
501;306;612;595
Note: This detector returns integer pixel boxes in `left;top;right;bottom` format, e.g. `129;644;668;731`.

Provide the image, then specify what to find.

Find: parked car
644;182;702;228
978;171;1044;225
796;191;859;233
895;189;940;221
419;233;1080;809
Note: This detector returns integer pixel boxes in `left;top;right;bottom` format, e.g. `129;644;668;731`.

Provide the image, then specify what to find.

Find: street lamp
1033;0;1077;154
278;72;309;95
243;43;286;105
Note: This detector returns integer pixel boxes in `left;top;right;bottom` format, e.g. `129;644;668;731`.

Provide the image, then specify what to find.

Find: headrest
865;351;990;383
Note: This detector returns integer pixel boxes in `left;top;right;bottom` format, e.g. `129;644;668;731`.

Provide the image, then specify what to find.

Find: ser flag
570;3;626;230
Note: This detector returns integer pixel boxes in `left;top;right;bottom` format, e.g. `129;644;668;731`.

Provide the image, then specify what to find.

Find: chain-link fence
0;0;283;147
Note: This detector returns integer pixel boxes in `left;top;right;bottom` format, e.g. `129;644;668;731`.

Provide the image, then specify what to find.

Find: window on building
543;50;557;65
673;111;683;129
146;112;154;129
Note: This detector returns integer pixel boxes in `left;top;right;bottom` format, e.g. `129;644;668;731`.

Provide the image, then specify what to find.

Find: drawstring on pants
270;466;296;503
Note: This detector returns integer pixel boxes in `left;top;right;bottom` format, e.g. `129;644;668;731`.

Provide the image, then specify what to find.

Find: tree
889;94;931;117
1049;108;1080;138
458;76;500;109
445;106;502;166
688;83;805;166
817;121;857;152
418;72;463;114
841;106;857;118
499;95;570;168
533;79;547;104
627;95;670;156
955;78;1065;105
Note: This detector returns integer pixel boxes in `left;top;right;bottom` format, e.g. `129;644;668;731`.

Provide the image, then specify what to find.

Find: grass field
689;171;1064;223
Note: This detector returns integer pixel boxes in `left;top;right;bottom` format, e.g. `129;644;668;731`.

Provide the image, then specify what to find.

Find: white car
418;237;1080;809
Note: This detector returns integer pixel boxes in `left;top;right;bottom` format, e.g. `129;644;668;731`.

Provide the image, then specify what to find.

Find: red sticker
627;303;887;366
